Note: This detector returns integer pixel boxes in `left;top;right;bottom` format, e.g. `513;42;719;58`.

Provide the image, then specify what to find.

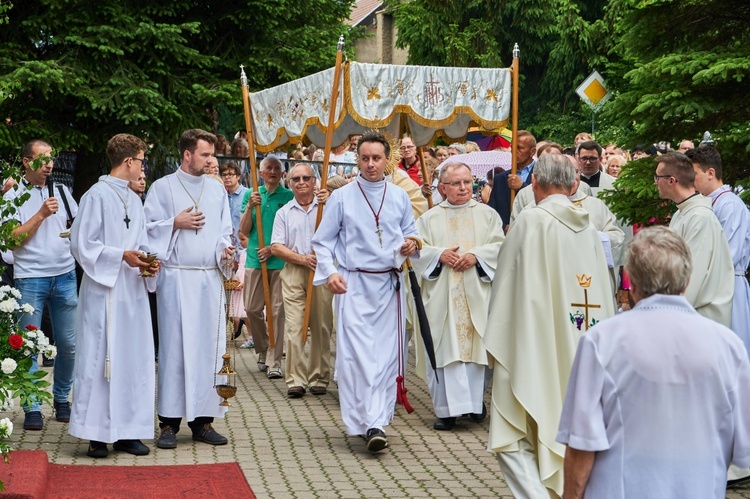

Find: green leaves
0;0;358;179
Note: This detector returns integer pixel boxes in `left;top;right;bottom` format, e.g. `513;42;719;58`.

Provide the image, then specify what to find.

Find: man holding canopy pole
312;131;421;453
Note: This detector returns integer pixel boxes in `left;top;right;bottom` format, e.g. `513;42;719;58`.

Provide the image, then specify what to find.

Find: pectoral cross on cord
356;181;387;248
124;213;131;228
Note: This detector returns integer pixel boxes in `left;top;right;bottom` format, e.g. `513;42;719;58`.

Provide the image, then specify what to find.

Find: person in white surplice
144;129;235;450
483;153;616;498
557;226;750;499
311;131;421;453
69;134;156;458
655;152;734;327
411;163;504;431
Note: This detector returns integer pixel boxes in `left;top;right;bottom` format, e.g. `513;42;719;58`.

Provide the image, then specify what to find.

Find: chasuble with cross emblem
483;194;615;497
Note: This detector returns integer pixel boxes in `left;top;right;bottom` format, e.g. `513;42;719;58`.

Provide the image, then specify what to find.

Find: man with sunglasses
5;139;78;432
655;152;733;327
270;164;331;398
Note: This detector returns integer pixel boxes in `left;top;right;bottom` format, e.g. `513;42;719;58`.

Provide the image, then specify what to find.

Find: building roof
346;0;383;27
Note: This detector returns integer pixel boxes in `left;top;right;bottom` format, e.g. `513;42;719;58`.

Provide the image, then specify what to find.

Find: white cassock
411;200;503;418
69;176;154;443
483;194;616;498
144;169;233;421
312;175;419;436
710;185;750;351
669;194;734;328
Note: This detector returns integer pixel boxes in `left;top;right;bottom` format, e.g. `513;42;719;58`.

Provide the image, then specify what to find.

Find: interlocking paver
3;334;750;498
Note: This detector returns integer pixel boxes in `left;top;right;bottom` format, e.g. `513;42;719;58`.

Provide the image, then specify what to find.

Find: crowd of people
4;126;750;498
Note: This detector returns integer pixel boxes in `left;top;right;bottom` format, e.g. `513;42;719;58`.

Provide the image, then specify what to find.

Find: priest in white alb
311;131;420;453
69;134;156;458
411;163;503;431
483;153;616;498
144;129;234;449
655;152;734;327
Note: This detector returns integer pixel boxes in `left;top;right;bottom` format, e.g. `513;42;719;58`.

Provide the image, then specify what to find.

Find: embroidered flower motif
367;86;381;100
485;89;498;102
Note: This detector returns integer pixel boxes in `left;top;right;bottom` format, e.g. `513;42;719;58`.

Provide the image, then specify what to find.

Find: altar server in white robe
688;146;750;350
411;163;503;431
483;153;616;498
311;131;420;453
69;134;156;458
655;152;734;327
557;226;750;499
144;129;234;449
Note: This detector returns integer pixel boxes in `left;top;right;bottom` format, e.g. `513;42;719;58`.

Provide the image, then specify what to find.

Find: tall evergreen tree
0;0;356;192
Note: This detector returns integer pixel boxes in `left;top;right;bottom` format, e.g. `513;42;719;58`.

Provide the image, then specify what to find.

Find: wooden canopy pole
417;146;433;209
509;43;520;208
300;35;346;344
240;65;275;347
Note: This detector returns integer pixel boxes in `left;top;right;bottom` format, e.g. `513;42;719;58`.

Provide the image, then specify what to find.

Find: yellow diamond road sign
576;70;610;109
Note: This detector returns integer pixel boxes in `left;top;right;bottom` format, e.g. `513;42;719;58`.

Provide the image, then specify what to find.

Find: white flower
10;288;22;299
24;338;35;350
1;358;17;374
25;330;37;340
0;285;10;296
44;346;57;359
0;298;19;313
36;335;49;347
0;418;12;438
21;303;34;314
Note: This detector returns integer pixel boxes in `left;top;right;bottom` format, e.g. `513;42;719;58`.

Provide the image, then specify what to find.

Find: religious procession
1;1;750;497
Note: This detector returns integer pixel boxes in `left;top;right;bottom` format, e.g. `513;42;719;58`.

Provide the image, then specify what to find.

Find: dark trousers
158;415;213;434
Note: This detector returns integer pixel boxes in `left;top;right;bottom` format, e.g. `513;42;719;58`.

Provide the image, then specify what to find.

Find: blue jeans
15;269;78;412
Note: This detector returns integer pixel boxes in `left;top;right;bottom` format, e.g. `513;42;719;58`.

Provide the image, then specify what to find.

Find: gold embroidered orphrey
571;274;601;331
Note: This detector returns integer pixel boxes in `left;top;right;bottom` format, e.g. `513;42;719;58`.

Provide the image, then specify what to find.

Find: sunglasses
290;175;313;183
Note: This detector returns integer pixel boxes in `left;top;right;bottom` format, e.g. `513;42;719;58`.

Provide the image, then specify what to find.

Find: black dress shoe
156;426;177;449
469;402;487;422
113;439;150;456
192;423;228;445
365;428;388;452
433;417;457;431
87;441;109;458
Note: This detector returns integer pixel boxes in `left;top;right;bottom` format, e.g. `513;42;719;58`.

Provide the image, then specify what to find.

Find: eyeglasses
221;172;237;178
441;180;473;188
399;145;415;151
130;157;145;164
578;156;600;163
290;175;313;183
654;174;673;183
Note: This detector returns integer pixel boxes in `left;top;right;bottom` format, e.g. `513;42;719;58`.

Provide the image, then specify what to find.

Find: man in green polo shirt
239;156;294;379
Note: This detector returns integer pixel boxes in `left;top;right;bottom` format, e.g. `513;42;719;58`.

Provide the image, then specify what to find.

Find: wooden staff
509;43;520;207
240;65;275;347
300;35;345;344
401;116;433;209
417;146;433;209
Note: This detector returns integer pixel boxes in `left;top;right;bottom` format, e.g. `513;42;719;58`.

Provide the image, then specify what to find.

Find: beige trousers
244;268;285;369
280;263;333;388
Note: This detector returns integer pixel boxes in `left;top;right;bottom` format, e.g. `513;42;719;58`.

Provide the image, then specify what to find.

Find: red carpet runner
0;450;255;498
